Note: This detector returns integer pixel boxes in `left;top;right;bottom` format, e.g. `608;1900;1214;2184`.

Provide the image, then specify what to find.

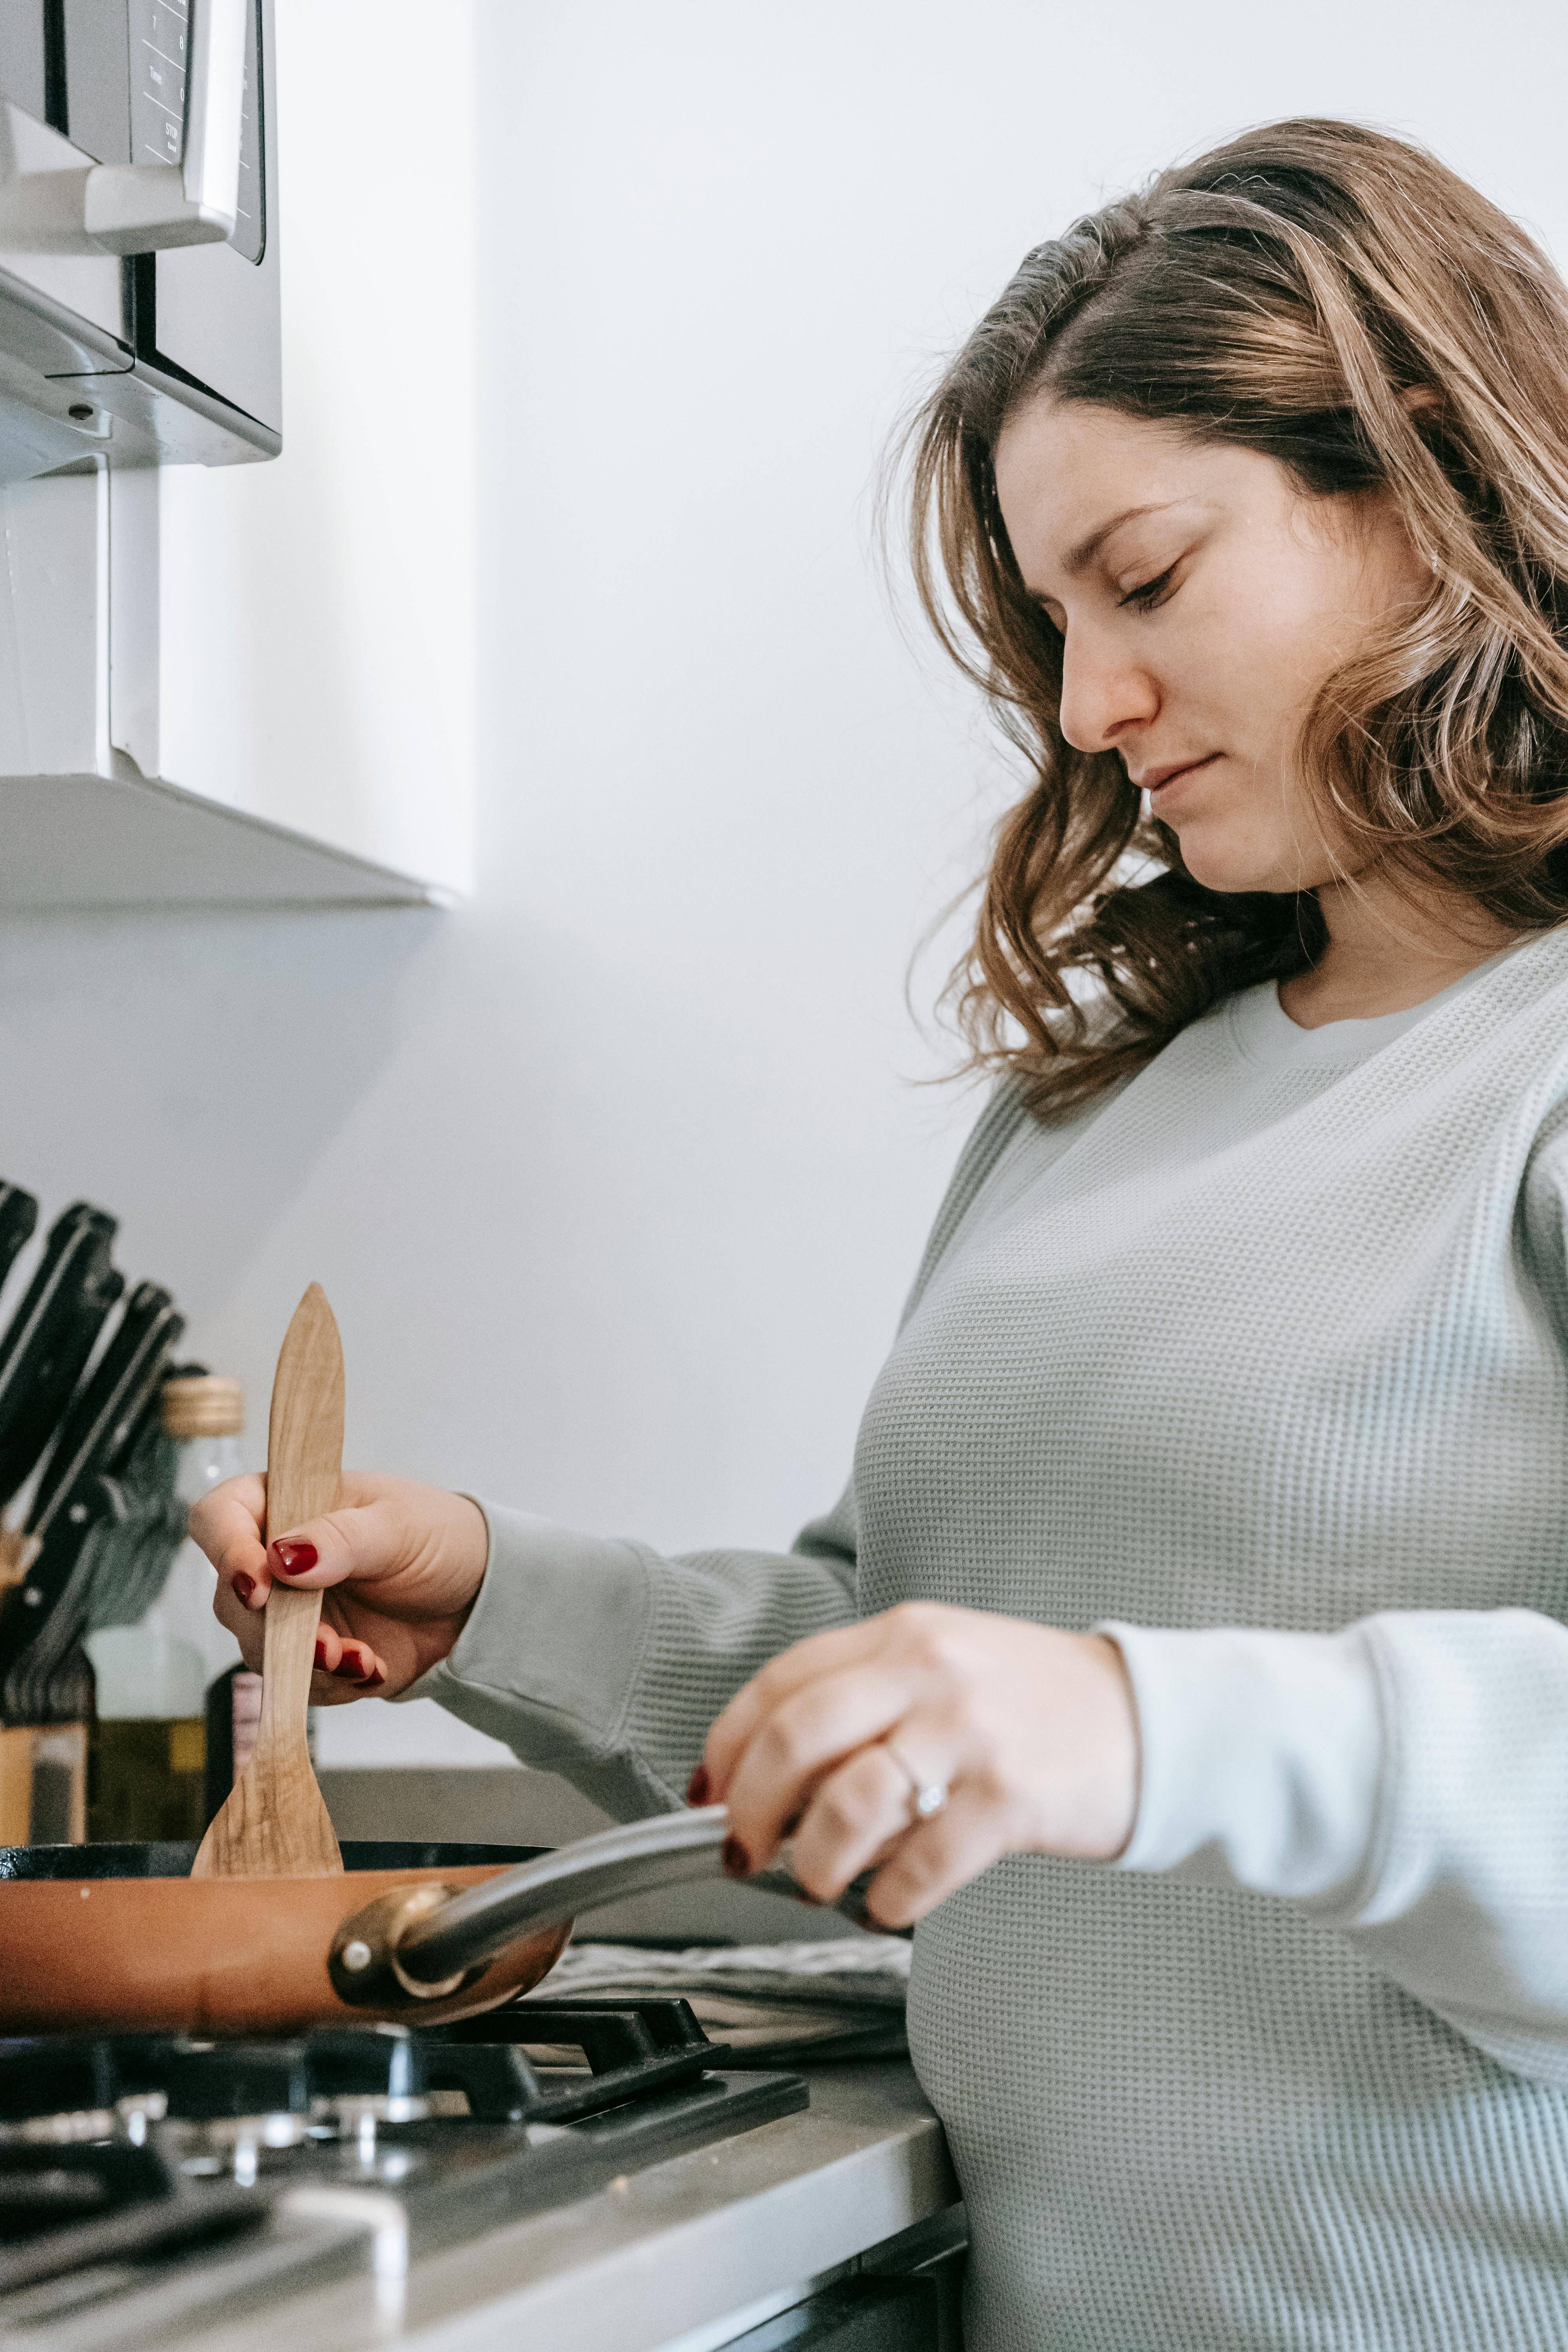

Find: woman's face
991;398;1431;894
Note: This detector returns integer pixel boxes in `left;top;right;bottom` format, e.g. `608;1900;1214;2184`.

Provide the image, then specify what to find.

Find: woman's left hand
701;1602;1140;1929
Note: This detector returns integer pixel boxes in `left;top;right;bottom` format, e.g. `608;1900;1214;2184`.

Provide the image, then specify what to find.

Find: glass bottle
84;1374;246;1842
151;1374;247;1688
83;1624;207;1841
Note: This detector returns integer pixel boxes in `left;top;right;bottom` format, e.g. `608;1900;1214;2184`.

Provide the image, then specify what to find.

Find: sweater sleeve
1096;1102;1568;2089
1102;1606;1568;2087
397;1484;860;1821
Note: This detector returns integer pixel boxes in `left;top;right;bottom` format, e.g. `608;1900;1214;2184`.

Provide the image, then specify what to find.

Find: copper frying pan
0;1810;746;2036
0;1839;573;2036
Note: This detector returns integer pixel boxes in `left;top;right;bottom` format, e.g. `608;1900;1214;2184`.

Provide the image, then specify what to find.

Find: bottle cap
161;1375;244;1439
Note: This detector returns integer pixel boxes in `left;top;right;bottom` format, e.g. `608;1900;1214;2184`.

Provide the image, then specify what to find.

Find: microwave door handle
179;0;248;239
7;0;249;258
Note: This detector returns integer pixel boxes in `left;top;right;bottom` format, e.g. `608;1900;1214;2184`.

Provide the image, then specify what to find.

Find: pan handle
327;1803;905;2012
329;1806;733;2008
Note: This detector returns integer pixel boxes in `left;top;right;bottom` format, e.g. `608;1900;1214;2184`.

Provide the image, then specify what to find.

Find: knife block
0;1724;87;1845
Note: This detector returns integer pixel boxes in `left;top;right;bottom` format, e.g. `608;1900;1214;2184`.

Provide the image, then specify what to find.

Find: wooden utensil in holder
191;1284;344;1879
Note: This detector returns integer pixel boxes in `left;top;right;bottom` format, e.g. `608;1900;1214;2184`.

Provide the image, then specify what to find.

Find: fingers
705;1617;910;1796
191;1472;488;1658
309;1618;388;1697
210;1575;388;1695
861;1789;1011;1929
212;1565;264;1670
784;1740;922;1902
720;1662;919;1868
190;1474;271;1602
211;1584;388;1688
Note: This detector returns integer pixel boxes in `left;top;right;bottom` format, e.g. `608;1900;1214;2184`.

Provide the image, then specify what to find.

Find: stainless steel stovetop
0;2000;807;2348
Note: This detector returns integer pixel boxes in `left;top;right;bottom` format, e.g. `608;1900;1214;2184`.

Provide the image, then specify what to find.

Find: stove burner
0;1997;800;2316
0;2140;170;2242
0;1995;721;2139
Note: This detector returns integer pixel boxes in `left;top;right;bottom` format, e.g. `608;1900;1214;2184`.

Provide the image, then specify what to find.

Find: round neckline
1226;946;1520;1069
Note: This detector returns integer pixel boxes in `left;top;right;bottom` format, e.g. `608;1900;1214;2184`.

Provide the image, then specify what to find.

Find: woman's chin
1173;828;1304;899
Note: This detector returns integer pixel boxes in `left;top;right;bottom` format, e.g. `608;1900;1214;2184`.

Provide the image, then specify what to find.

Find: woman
197;120;1568;2349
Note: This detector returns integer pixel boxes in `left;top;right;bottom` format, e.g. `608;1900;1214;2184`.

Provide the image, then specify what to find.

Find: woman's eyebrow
1062;501;1179;577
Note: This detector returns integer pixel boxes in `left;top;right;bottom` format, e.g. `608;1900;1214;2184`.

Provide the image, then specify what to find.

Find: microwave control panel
0;0;279;460
0;1;265;267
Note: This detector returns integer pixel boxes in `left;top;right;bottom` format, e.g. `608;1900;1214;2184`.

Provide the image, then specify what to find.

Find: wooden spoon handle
191;1283;346;1878
255;1583;324;1751
255;1283;344;1760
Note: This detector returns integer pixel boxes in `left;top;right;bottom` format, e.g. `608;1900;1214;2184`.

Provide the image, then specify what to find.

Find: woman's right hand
190;1472;489;1704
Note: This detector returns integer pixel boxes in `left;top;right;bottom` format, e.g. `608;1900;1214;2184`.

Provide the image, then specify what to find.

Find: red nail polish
722;1836;750;1879
331;1654;363;1679
232;1572;254;1604
314;1637;329;1669
686;1765;710;1807
271;1540;318;1577
359;1671;386;1691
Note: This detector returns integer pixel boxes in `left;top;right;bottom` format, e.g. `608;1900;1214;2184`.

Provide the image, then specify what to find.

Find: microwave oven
0;0;278;481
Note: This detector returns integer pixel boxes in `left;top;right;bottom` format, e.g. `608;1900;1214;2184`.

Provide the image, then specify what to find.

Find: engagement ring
884;1736;949;1823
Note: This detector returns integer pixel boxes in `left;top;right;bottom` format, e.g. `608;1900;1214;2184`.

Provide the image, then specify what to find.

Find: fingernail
314;1637;329;1670
686;1765;710;1807
722;1835;750;1879
271;1540;318;1577
232;1572;255;1604
359;1671;386;1691
330;1654;364;1680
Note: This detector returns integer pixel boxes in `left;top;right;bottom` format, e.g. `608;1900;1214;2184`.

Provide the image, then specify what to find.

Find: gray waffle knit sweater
408;926;1568;2350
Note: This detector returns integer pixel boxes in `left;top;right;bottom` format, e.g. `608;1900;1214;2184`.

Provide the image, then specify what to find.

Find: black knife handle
0;1308;184;1713
28;1283;180;1535
0;1205;123;1508
0;1185;38;1298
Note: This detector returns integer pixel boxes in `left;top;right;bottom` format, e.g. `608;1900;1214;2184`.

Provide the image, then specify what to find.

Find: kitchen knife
1;1287;185;1723
0;1185;37;1300
27;1284;181;1534
0;1205;123;1511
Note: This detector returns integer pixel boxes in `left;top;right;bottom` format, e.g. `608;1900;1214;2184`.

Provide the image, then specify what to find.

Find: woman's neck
1278;873;1518;1030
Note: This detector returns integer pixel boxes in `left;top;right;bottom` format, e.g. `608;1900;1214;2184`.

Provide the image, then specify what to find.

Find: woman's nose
1057;628;1159;756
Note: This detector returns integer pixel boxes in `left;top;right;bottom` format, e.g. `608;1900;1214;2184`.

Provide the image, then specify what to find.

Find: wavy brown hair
909;117;1568;1114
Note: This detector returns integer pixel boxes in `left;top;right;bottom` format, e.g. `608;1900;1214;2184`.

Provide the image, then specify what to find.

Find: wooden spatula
191;1283;345;1879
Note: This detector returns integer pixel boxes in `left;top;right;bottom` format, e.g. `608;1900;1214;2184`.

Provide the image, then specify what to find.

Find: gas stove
0;2000;806;2348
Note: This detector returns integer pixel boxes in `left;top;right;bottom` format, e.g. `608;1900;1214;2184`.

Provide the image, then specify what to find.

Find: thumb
265;1495;413;1594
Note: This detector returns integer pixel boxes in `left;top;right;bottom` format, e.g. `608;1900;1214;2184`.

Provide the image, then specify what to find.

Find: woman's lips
1139;754;1220;804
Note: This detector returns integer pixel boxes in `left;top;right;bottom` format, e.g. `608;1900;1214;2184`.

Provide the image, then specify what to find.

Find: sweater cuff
1100;1620;1385;1902
394;1498;654;1772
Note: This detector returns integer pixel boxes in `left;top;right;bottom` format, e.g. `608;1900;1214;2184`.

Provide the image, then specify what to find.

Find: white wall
1;0;1564;1764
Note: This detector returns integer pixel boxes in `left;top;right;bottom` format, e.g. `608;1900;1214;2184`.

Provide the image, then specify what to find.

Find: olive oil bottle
84;1624;207;1842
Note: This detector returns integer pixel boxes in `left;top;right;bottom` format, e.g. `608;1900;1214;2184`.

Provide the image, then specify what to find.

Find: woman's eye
1119;564;1178;613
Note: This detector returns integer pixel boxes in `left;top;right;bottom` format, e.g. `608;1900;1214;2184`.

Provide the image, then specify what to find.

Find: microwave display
127;0;263;265
132;2;187;167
